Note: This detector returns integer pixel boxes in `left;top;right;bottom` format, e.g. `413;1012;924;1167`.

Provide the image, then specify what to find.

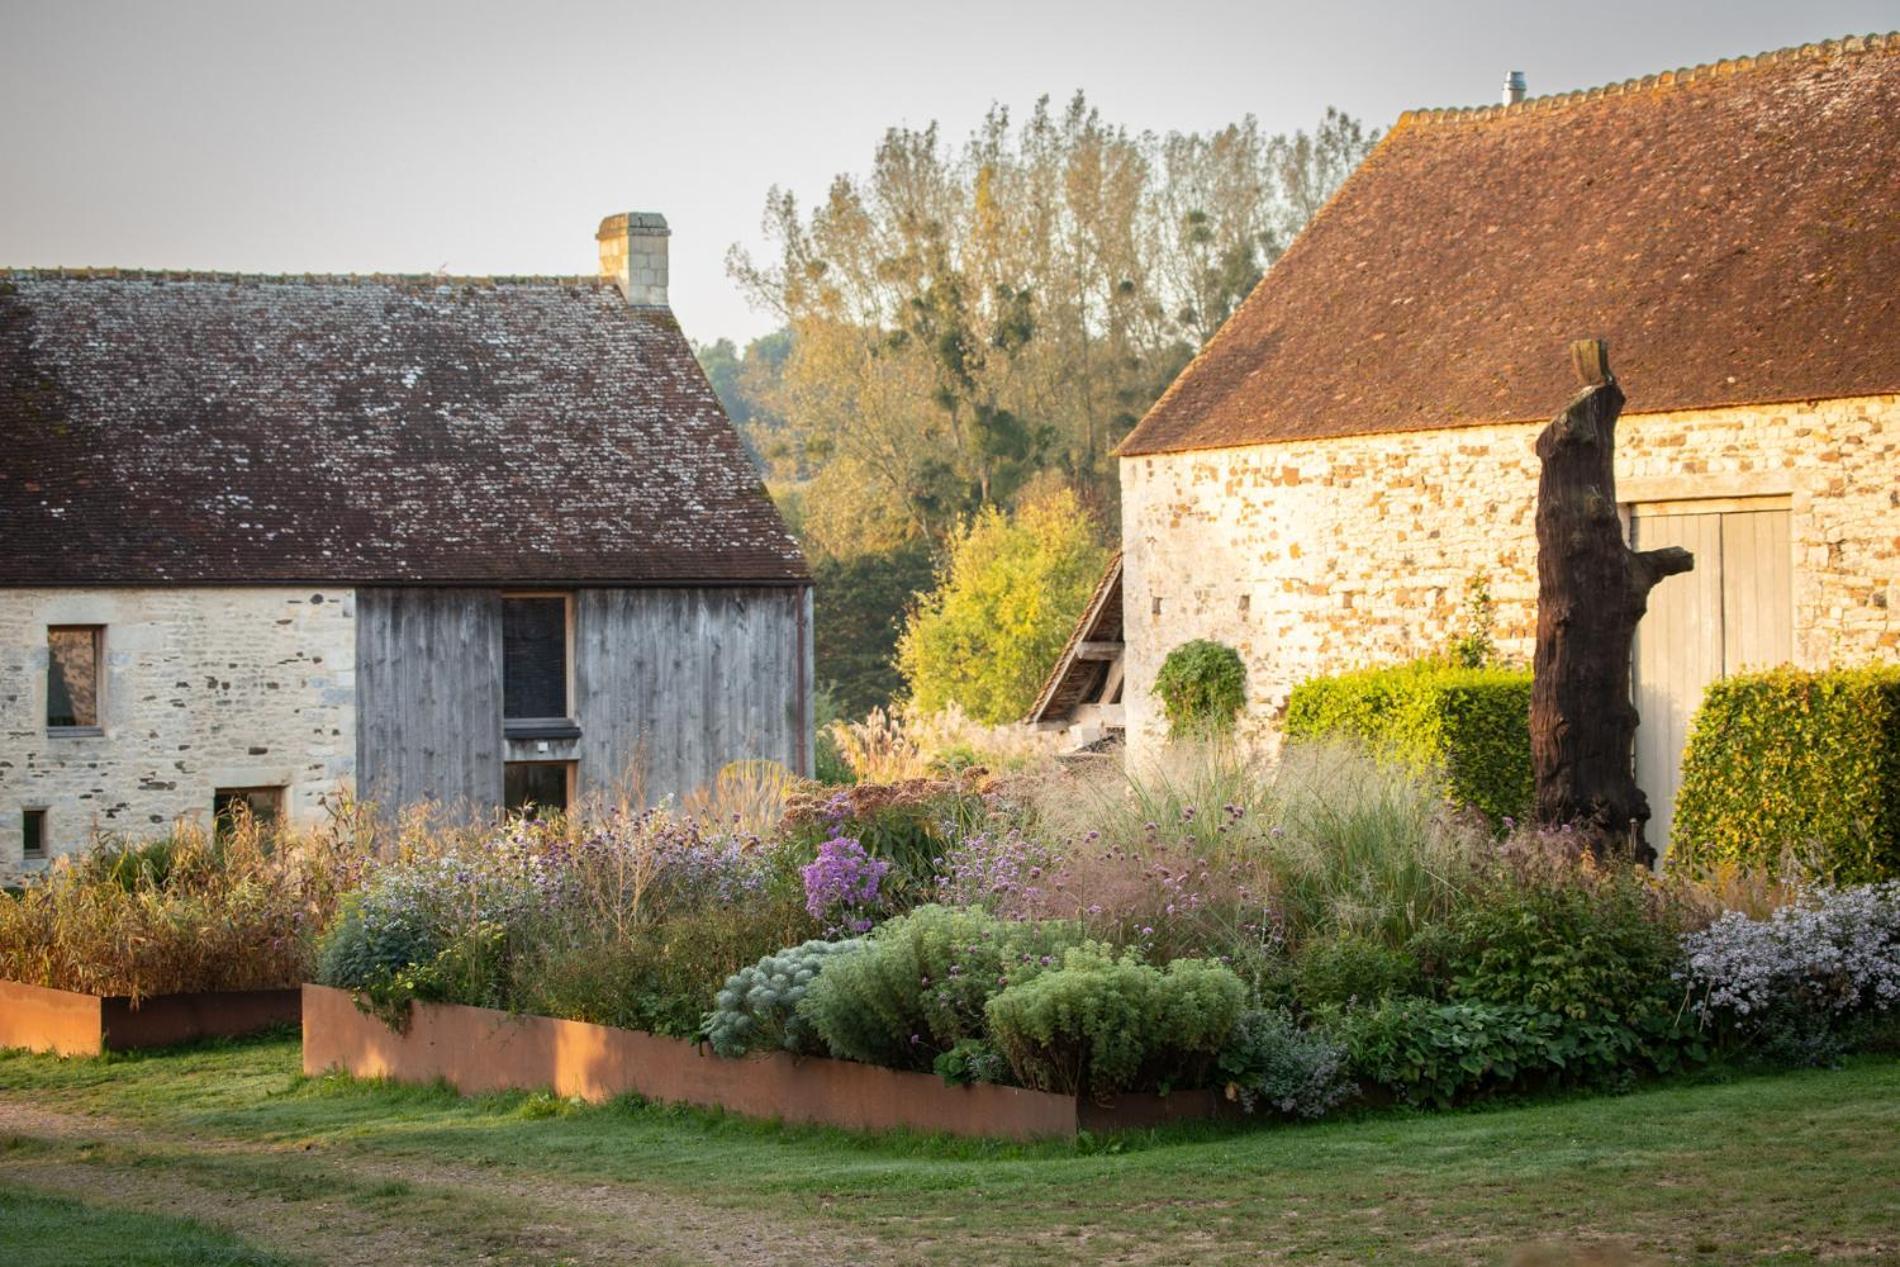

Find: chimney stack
1502;71;1527;105
597;212;669;306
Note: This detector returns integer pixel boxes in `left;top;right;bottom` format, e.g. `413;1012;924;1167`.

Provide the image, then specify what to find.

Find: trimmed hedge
1284;661;1532;825
1670;666;1900;883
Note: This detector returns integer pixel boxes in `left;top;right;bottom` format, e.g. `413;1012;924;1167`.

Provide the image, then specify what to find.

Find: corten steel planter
0;980;301;1057
302;984;1229;1140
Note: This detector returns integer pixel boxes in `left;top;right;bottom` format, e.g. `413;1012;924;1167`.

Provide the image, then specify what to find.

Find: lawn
0;1037;1895;1265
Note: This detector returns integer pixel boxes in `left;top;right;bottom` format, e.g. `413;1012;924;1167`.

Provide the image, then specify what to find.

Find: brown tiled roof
1025;552;1123;725
1119;34;1900;456
0;271;807;584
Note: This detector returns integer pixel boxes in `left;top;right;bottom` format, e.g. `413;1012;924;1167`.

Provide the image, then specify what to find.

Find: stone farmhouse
1;213;811;874
1104;35;1900;844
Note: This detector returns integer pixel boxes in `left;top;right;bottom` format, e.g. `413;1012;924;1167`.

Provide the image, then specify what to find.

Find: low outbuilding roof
0;272;807;584
1118;34;1900;457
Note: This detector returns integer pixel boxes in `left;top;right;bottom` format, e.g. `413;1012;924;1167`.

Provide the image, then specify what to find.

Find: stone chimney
596;212;670;306
1502;71;1527;105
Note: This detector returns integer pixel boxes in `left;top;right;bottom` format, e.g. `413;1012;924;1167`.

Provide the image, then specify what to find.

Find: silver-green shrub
705;937;865;1058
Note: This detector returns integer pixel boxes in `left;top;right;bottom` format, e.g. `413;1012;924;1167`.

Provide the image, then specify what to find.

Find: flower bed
0;979;300;1056
301;984;1226;1140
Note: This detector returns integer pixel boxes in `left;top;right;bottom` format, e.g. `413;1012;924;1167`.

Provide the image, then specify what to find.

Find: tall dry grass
827;703;1065;783
0;811;364;1001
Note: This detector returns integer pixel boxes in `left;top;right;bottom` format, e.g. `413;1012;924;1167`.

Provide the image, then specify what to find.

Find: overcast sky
3;0;1893;342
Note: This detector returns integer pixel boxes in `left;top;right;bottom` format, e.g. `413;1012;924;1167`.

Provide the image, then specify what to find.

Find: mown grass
2;1037;1897;1264
0;1186;293;1266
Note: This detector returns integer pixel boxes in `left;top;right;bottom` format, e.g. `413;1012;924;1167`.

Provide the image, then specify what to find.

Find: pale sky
2;0;1894;342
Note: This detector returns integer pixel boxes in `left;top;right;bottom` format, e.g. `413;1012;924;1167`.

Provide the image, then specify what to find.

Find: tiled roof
1119;34;1900;456
0;271;807;584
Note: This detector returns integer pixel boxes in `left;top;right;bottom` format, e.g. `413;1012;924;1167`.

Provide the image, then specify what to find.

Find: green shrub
704;937;866;1057
1419;867;1688;1034
1154;640;1248;738
799;905;1082;1070
984;945;1246;1096
1670;666;1900;882
1284;660;1532;824
1216;1008;1354;1118
1328;999;1654;1107
1288;934;1426;1012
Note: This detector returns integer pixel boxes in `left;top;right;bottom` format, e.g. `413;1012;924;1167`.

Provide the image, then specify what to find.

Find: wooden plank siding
574;587;807;802
357;585;809;818
355;587;505;816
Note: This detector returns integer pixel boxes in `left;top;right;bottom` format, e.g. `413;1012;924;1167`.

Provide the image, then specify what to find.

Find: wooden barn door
1631;500;1792;857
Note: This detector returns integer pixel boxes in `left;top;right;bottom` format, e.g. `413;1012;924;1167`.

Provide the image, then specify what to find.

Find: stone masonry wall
0;588;356;876
1120;396;1900;766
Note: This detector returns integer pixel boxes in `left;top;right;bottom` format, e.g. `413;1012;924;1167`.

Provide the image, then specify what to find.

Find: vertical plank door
1631;512;1725;854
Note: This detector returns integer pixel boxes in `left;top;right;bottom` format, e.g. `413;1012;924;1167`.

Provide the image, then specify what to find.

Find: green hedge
1284;661;1533;825
1670;666;1900;882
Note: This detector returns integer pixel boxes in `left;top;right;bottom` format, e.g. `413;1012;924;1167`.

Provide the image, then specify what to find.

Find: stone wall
1119;395;1900;766
0;588;356;874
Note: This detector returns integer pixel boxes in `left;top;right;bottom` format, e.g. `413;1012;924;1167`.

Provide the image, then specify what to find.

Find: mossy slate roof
1118;34;1900;457
0;272;807;584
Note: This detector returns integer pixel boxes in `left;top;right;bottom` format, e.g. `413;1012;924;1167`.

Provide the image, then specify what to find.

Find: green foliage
799;905;1081;1070
1284;660;1533;825
1287;934;1425;1012
704;937;866;1058
984;945;1246;1096
932;1038;1012;1086
1420;867;1689;1031
1329;998;1660;1108
1670;666;1900;882
1153;640;1247;738
1446;573;1498;669
811;683;856;785
811;540;937;719
514;889;817;1041
897;488;1110;723
1216;1007;1353;1118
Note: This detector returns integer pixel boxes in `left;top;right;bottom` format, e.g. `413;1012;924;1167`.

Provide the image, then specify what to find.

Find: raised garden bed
0;979;302;1057
301;984;1227;1140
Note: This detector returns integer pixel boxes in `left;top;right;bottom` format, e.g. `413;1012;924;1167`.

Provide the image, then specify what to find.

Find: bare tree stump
1530;340;1694;863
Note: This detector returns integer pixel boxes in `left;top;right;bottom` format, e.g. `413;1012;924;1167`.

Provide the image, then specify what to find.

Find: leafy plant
704;937;866;1058
1288;934;1425;1012
1217;1008;1354;1117
896;487;1110;724
799;904;1081;1070
1284;660;1533;825
983;945;1246;1096
1153;640;1247;739
1670;667;1900;883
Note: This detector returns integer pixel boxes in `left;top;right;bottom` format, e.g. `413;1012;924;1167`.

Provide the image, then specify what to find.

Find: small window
505;762;573;818
502;596;570;721
213;787;285;839
47;626;103;730
22;810;47;861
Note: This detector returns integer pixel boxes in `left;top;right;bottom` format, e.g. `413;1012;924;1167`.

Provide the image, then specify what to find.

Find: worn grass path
1;1037;1897;1265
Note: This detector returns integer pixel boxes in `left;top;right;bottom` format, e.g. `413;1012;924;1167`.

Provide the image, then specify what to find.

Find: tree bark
1530;340;1694;863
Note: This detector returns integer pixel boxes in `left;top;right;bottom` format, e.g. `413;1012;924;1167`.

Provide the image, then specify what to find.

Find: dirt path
0;1098;881;1266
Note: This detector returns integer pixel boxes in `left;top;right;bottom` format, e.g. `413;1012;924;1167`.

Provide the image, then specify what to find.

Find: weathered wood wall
574;587;808;801
356;585;809;816
355;588;504;815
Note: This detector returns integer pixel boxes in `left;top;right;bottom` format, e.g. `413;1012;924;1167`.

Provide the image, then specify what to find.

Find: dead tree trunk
1530;340;1694;863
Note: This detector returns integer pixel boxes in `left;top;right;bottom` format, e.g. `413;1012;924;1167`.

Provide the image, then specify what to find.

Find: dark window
505;762;571;818
47;626;103;729
503;597;569;720
213;787;285;839
22;810;46;860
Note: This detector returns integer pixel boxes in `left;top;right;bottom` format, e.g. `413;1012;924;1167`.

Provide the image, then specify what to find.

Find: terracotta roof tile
0;271;807;584
1119;34;1900;456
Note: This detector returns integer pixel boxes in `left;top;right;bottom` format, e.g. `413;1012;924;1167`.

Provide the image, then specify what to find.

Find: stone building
1;213;811;874
1111;36;1900;844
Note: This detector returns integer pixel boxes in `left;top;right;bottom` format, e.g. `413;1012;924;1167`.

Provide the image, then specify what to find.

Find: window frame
45;624;105;736
212;786;287;838
503;760;576;819
500;591;576;737
21;808;48;862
